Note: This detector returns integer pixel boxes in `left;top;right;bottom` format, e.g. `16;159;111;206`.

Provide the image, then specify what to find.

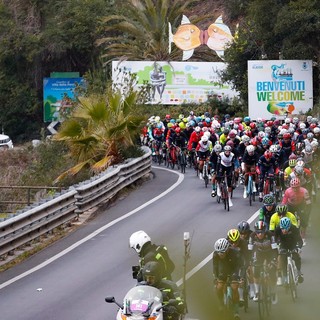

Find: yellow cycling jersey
269;211;298;231
284;166;293;179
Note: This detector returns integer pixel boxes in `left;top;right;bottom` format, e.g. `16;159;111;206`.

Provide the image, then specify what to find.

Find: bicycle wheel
258;283;266;320
204;165;209;188
180;152;186;173
248;176;253;206
288;261;297;302
170;149;176;169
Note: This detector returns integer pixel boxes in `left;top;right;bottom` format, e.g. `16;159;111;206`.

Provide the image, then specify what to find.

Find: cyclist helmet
214;144;222;153
226;140;234;148
195;126;201;133
265;127;271;134
285;118;291;124
279;217;291;230
290;177;301;188
266;120;273;127
307;132;314;139
228;130;236;139
283;132;291;140
296;160;305;167
250;122;256;129
314;127;320;134
288;159;297;167
307;115;312;122
264;150;272;160
242;135;250;143
244;116;251;123
311;140;319;149
276;204;288;216
198;121;204;128
254;220;266;232
175;127;181;133
227;229;240;242
289;153;297;160
178;114;184;120
142;261;162;285
165;114;171;120
258;131;265;139
294;165;304;176
205;117;211;124
305;145;313;154
262;137;270;146
263;194;275;206
269;145;278;153
129;230;151;254
204;131;211;138
237;220;250;234
201;135;209;142
214;238;230;253
224;145;232;152
299;123;306;129
246;145;255;153
223;128;230;135
170;118;176;124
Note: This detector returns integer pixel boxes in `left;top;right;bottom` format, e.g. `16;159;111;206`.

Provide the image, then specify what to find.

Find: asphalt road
0;166;319;320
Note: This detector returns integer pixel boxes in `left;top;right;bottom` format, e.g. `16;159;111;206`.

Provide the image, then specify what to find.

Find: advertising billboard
248;60;313;120
112;61;238;105
43;78;84;122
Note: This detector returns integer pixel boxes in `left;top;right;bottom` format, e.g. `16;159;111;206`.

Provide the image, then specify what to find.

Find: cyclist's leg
226;167;233;206
231;273;240;317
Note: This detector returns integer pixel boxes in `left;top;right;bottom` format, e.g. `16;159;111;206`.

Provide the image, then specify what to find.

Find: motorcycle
106;285;165;320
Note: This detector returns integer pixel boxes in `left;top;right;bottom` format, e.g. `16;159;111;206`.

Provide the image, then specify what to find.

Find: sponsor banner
248;60;313;120
112;61;238;105
43;78;84;122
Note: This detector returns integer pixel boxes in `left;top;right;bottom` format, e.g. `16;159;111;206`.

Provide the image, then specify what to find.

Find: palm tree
53;87;145;182
97;0;200;61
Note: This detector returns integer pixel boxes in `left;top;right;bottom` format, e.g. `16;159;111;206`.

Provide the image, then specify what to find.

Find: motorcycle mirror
105;296;123;309
105;296;115;303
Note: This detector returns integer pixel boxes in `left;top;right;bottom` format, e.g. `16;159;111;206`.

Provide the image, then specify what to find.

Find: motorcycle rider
142;261;185;320
129;230;175;281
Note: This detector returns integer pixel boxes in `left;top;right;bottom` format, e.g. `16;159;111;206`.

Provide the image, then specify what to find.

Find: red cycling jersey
282;187;311;206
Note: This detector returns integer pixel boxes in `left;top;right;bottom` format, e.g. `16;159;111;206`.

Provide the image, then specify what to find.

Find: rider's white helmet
129;230;151;253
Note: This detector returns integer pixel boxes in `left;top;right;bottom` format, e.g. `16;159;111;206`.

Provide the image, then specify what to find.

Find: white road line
0;167;184;290
176;209;260;287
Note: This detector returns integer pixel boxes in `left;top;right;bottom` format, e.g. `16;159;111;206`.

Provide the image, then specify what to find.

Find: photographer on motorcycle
142;261;185;320
130;230;175;281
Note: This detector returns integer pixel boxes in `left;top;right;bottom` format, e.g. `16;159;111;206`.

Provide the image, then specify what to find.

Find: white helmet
214;238;230;253
285;118;291;124
258;131;265;138
314;127;320;134
246;145;255;153
213;143;222;152
204;131;211;138
269;144;278;153
129;230;151;253
241;135;250;143
299;123;306;129
195;126;201;133
201;135;209;142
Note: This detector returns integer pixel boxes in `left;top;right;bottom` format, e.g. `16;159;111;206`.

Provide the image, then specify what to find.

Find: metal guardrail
0;147;151;259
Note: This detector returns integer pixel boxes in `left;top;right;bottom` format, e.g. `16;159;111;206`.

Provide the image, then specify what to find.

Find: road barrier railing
0;147;151;260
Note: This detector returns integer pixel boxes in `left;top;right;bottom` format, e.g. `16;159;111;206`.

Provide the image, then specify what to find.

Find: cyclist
274;217;304;285
269;204;298;232
213;238;243;319
282;178;312;246
142;261;185;320
196;135;212;180
129;230;175;281
187;126;202;151
227;229;251;306
237;221;255;299
241;144;259;199
216;145;236;207
257;150;279;201
258;194;277;229
210;143;223;197
248;221;278;304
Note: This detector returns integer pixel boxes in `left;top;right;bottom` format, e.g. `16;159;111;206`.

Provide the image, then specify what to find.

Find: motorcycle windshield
123;285;162;315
